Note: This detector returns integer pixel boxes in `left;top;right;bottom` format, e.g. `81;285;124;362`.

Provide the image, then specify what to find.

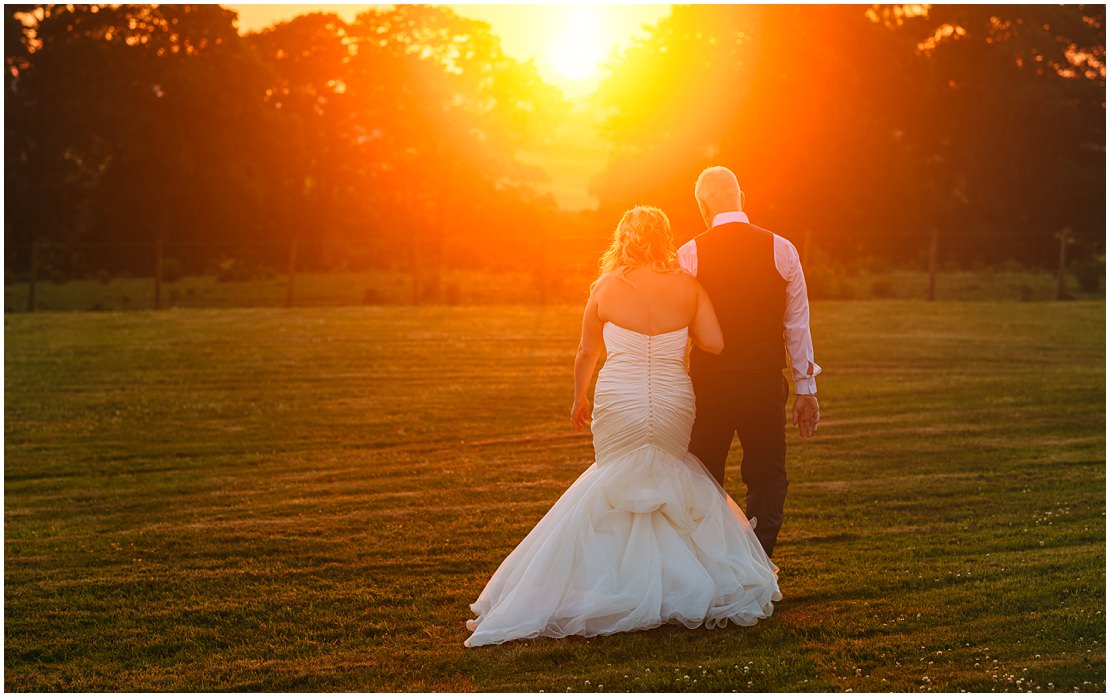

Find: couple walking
465;166;821;647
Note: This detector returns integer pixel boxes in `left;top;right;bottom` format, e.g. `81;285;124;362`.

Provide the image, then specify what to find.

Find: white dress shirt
677;210;822;395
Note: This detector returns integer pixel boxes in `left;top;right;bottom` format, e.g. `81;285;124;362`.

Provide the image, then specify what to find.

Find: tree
344;5;566;300
592;4;1106;269
247;12;357;272
895;4;1106;265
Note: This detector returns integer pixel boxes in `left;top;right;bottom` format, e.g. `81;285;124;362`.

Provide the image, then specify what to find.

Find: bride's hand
570;396;591;431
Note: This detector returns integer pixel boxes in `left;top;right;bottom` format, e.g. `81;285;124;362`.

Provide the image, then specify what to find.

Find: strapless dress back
465;322;781;647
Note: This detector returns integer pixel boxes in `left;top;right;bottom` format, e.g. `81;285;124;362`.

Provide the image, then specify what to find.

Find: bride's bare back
594;266;699;336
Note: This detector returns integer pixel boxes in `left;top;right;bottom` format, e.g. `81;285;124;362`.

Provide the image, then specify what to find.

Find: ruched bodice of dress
592;322;695;463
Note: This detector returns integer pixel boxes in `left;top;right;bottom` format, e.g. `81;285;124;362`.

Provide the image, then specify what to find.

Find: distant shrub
416;277;441;303
1072;256;1104;294
806;265;856;300
1019;285;1036;302
96;269;112;285
362;287;382;305
871;277;896;299
161;258;184;283
443;282;461;306
215;258;251;282
254;262;277;280
860;256;886;274
993;258;1027;274
49;268;66;285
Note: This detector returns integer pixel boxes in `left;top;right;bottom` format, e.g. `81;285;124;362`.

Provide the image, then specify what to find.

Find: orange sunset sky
225;4;674;210
227;4;672;97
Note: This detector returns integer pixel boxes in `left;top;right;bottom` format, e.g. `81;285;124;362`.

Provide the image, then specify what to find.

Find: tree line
4;4;1106;303
593;5;1105;274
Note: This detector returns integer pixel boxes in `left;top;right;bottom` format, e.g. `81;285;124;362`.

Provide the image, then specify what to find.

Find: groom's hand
792;395;820;438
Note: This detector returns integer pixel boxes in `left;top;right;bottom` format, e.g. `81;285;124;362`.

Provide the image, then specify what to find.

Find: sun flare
545;7;608;81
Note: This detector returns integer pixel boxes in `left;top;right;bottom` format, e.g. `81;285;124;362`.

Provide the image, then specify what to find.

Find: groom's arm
774;235;821;395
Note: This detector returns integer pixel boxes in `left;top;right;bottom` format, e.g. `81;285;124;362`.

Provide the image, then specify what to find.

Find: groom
678;166;821;559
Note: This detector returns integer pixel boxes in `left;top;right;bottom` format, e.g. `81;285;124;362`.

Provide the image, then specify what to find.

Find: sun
545;7;608;82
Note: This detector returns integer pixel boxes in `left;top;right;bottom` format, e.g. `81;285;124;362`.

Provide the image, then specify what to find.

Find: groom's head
694;166;745;227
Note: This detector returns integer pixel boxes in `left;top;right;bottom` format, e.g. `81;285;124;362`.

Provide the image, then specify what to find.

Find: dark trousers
689;371;788;558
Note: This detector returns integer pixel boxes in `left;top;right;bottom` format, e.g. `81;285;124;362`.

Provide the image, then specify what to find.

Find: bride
464;206;781;648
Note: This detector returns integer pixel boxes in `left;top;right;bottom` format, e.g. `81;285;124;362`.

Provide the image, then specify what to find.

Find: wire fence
6;227;1085;312
8;235;313;311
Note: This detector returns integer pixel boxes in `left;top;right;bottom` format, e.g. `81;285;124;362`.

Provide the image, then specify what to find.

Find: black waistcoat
689;221;788;377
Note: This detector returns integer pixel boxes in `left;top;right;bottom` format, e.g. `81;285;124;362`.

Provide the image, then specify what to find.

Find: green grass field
4;301;1106;691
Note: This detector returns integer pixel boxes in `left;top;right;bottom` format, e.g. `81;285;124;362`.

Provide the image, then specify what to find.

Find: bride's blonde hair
592;205;678;291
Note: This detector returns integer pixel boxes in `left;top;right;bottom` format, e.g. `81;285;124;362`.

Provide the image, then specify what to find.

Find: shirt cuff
794;376;817;395
794;361;821;395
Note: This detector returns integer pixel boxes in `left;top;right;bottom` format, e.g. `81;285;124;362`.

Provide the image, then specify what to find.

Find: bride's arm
571;285;605;431
689;281;724;355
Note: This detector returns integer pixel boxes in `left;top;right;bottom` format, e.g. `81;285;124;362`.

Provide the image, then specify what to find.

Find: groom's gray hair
694;166;744;214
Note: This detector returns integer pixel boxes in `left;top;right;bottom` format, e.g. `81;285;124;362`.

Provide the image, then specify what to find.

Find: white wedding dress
464;322;782;647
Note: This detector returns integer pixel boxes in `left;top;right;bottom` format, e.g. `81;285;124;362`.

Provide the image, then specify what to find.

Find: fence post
154;235;163;310
927;227;939;302
1056;227;1074;300
27;234;37;312
285;236;297;308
